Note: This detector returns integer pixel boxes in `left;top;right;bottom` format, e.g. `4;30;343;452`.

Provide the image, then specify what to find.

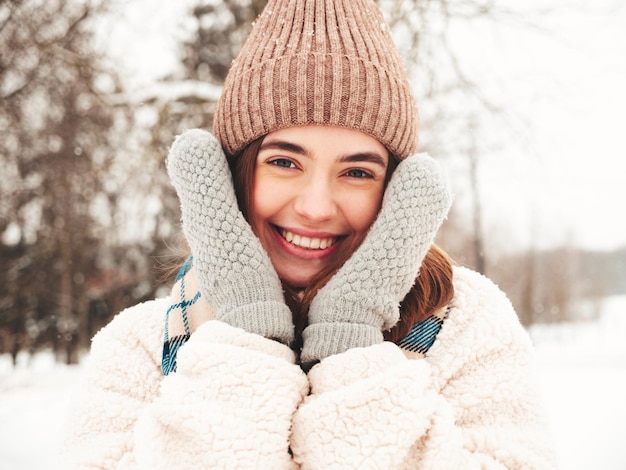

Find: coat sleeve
57;300;308;469
290;268;557;470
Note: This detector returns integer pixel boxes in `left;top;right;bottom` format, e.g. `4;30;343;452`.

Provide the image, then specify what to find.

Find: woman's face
251;125;389;288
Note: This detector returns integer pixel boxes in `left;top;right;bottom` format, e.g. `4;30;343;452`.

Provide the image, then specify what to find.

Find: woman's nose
293;177;337;222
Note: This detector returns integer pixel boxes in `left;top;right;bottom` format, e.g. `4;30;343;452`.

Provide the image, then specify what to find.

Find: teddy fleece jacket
58;266;556;469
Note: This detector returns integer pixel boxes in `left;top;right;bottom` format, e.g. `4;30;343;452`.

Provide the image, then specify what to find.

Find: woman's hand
167;129;293;344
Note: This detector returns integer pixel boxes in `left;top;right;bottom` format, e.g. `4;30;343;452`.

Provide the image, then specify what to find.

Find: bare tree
0;0;137;363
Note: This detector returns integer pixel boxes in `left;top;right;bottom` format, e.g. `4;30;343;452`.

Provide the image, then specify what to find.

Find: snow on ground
530;295;626;470
1;297;625;469
0;354;81;469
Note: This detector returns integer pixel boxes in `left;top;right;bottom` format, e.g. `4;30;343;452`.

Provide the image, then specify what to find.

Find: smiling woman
58;0;557;468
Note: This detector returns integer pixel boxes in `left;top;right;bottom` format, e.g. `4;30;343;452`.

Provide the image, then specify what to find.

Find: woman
59;0;556;468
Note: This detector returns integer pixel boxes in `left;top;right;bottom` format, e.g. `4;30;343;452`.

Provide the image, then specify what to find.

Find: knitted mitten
300;153;451;365
167;129;293;344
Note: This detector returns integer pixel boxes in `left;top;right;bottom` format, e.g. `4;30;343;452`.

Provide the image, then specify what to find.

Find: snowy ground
530;296;626;469
1;297;625;469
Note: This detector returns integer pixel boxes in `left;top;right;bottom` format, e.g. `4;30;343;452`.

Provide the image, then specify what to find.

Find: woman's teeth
281;229;335;249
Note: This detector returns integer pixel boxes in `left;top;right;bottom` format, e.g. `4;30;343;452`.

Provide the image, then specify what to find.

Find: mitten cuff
300;322;384;365
223;301;294;345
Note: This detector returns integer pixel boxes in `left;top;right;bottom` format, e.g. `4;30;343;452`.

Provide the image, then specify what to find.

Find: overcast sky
440;0;626;252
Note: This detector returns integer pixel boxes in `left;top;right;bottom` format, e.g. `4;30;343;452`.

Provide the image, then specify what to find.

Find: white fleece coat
58;267;556;469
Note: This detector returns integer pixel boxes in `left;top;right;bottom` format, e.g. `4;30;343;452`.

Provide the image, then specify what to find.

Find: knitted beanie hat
212;0;418;160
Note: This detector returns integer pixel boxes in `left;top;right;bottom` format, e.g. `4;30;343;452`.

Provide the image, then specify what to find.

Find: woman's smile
250;125;389;287
270;224;343;260
279;227;336;251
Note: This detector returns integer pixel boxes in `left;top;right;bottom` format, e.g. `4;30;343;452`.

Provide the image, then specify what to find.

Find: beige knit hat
212;0;418;160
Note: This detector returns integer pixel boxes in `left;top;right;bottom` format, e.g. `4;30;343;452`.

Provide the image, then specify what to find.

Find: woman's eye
269;158;296;169
345;169;372;179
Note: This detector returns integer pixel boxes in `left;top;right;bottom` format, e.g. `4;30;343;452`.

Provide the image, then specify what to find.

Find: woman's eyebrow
259;140;307;155
339;152;387;169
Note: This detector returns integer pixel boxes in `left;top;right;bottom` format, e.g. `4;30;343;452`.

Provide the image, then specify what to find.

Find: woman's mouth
279;228;337;250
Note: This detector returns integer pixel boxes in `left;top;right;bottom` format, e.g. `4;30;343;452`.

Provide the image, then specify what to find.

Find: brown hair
230;136;455;349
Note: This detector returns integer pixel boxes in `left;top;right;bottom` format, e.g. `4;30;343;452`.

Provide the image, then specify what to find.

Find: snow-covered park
1;296;625;469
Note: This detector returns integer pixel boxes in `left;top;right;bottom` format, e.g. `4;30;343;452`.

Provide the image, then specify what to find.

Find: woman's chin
275;267;320;289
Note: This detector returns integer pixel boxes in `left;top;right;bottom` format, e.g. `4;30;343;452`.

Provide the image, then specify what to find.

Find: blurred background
1;0;625;468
